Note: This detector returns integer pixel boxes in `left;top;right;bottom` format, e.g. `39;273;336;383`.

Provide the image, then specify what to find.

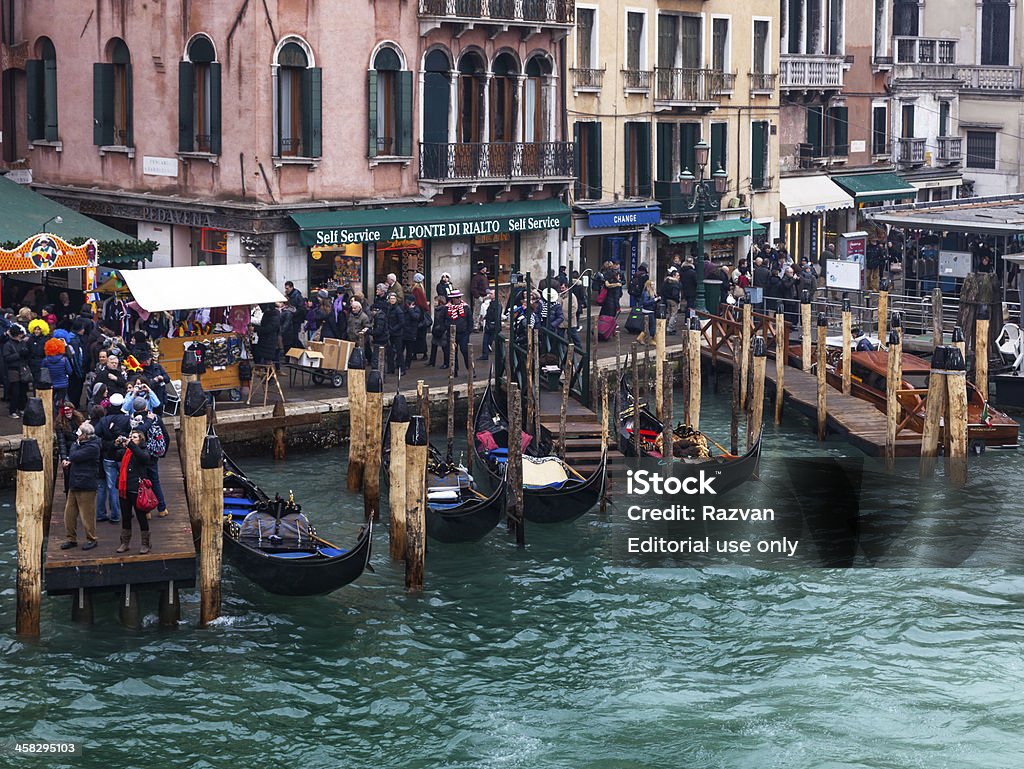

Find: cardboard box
320;338;355;371
286;347;323;368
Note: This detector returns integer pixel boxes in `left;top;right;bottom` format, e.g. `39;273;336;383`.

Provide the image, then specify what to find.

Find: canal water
1;385;1023;768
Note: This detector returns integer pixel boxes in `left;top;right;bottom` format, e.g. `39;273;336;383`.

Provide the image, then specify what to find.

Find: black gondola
221;456;372;596
617;372;761;495
473;383;607;524
382;400;504;543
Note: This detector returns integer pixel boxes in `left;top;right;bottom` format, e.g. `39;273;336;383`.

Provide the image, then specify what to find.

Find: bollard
687;316;701;431
740;297;752;409
878;280;890;345
388;394;411;560
775;311;786;424
15;438;44;637
181;381;207;529
655;302;667;420
976;304;990;400
272;400;287;461
749;336;767;449
506;382;525;547
364;370;384;521
945;346;969;488
885;329;903;471
405;415;428;591
816;313;828;441
801;290;813;372
841;297;852;395
932;287;944;346
346;346;367;492
198;432;224;627
417;379;429;426
920;346;946;479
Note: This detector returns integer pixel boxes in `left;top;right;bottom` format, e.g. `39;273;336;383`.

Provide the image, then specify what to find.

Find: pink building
0;0;575;297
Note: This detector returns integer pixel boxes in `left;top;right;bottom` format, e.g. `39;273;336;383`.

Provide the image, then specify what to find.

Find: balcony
748;71;776;94
896;37;957;65
653;68;729;108
417;0;574;33
779;54;844;92
419;141;574;184
570;67;605;92
781;143;848;172
937;135;963;165
896;137;927;167
621;69;652;93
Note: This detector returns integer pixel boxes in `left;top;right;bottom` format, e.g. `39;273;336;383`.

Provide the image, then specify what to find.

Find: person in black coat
427;296;451;368
765;268;785;314
252;303;282;366
384;293;406;375
59;422;101;551
480;290;502;360
402;295;424;372
447;291;471;376
368;306;389;370
2;325;28;417
115;429;153;554
678;261;698;314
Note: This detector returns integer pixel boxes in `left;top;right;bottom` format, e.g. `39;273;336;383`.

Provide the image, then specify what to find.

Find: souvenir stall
0;233;100;308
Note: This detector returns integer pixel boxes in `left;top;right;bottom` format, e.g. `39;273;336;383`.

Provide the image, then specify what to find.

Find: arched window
93;38;133;147
457;51;486;144
27;37;58;142
489;53;517;143
369;45;411;157
423;49;451;145
179;35;221;154
273;39;322;158
522;56;551;144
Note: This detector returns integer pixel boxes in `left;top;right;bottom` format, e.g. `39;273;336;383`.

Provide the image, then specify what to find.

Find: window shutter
178;61;195;152
209;63;222;155
43;58;58;141
831;107;848;156
573;122;582;197
711;122;727;173
125;63;134;147
751;121;766;188
679;123;698;175
656;122;673;182
302;66;323;158
368;70;378;157
806;107;822;155
397;70;413;156
624;124;633;195
637;122;651;197
26;59;43;141
93;63;114;146
590;122;602;198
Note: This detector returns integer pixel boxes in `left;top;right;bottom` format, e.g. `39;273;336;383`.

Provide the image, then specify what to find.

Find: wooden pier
538;389;622;475
44;433;196;616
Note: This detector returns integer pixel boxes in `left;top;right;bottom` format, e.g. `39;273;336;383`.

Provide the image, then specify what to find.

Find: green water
2;388;1024;768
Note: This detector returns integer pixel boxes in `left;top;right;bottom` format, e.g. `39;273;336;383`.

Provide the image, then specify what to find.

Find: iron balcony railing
748;71;777;91
779;54;845;90
570;67;605;90
418;0;574;24
653;68;729;104
621;69;652;91
937;135;963;165
896;137;927;166
419;141;575;181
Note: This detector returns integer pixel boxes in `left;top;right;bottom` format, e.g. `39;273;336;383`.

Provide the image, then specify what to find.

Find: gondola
382;395;504;543
473;383;607;524
617;372;761;495
221;456;373;596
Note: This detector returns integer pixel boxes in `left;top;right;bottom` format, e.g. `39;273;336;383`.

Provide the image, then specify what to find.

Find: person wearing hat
446;289;471;375
532;287;565;355
411;273;429;311
96;392;130;523
42;337;72;406
59;421;101;551
114;427;153;554
661;267;682;334
2;324;28;417
471;263;490;331
427;295;451;368
436;272;453;302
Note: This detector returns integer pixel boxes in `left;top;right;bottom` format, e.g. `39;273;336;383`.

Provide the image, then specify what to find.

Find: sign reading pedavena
312;215;566;246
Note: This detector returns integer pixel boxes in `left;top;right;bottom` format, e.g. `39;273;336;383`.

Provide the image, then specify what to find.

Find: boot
116;530;131;553
139;531;151;555
636;331;650;345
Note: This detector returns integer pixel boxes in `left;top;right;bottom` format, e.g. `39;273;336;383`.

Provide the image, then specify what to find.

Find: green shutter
93;63;114;146
637;122;651;197
679;123;699;175
125;63;134;147
624;123;632;194
573;122;582;197
209;63;222;155
590;122;602;198
656;122;673;182
178;61;195;152
831;107;848;156
397;70;413;156
710;122;727;173
43;58;58;141
26;59;42;141
368;70;378;157
302;67;322;158
806;107;822;155
751;121;766;188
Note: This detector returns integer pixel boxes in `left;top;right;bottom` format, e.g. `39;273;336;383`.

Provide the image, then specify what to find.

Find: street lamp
678;141;729;312
40;215;63;231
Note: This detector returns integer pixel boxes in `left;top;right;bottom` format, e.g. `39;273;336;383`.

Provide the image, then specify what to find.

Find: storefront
571;202;660;284
830;172;917;231
779;175;856;263
290;198;570;303
651;218;767;271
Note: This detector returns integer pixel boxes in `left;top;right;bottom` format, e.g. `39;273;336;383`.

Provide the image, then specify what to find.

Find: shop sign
143;156;179;178
587;207;661;229
201;228;228;254
0;234;98;273
310;213;568;246
4;169;32;184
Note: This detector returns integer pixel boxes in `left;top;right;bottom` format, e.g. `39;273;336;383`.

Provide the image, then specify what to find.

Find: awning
653;218;766;243
291;199;571;247
831;172;917;204
0;174;150;263
779;176;854;217
908;176;962;191
118;264;285;312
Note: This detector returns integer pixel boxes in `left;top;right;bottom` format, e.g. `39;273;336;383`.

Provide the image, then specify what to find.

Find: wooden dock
538;389;623;475
44;432;196;596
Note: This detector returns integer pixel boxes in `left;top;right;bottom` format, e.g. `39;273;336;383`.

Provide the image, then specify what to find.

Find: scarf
117;447;132;499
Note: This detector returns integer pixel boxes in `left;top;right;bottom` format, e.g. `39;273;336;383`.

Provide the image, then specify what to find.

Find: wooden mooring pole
388;395;410;560
749;336;766;450
364;370;383;522
687;316;701;431
816;313;828;442
447;324;457;459
15;437;44;637
775;311;786;424
404;415;428;591
655;303;667;420
559;343;574;459
877;283;889;345
740;297;752;409
885;327;903;471
346;347;367;492
600;372;609;515
932;287;944;347
181;381;207;529
466;341;475;466
841;297;852;396
801;291;813;372
952;326;965;361
945;346;969;488
920;347;946;479
662;360;673;461
631;344;641;456
35;369;55;527
730;336;741;456
507;381;525;547
198;432;224;628
417;379;429;425
976;304;990;400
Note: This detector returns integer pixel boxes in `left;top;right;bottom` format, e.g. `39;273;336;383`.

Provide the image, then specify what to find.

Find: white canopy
119;264;286;312
780;176;855;217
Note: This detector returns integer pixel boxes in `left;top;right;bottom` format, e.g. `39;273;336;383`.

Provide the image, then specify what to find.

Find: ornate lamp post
678;141;729;312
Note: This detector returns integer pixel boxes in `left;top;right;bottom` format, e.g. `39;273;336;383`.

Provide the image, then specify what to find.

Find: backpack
146;418;168;458
624;308;645;335
628;272;646;297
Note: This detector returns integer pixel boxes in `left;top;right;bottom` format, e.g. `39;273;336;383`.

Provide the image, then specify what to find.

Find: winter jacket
66;436;101;492
679;266;698;306
412;284;430;313
403;305;424;342
532;301;564;331
483;297;503;333
26;334;47;376
431;305;450;342
346;310;371;342
385;304;405;339
661;276;681;303
471;272;489;300
370;311;390;346
448;302;470;338
254;308;281;359
753;265;771;288
42;354;71;389
97;412;132;462
2;337;27;382
117;440;151;498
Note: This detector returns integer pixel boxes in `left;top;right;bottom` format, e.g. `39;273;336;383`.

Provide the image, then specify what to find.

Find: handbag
595;287;608;305
135;479;159;514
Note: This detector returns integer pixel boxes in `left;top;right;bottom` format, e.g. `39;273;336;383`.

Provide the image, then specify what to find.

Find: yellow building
568;0;780;284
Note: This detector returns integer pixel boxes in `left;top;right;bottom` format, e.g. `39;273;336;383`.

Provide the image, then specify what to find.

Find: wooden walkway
44;433;196;596
537;389;623;475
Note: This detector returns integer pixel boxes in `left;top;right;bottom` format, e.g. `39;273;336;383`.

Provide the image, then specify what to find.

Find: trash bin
703;279;723;312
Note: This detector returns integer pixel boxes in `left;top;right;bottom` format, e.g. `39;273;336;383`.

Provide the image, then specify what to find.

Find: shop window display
309;244;365;294
376;240;425;293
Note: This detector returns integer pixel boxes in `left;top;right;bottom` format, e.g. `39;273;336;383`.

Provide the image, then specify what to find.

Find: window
574;121;602;199
901;104;915;138
712;18;729;73
421;49;452;177
179;35;221;154
93;38;133;147
872;105;887;155
274;39;322;158
710;122;727;172
806;107;824;157
787;0;802;54
751;121;769;188
626;12;645;71
939;102;950;137
522;56;549;143
657;14;678;70
753;21;770;74
490;53;517;143
369;46;411;157
27;38;58;142
981;0;1011;66
828;107;848;156
680;16;701;68
458;51;485;143
624;122;651;197
577;8;596;68
828;0;844;54
679;123;700;176
967;131;996;169
893;0;919;36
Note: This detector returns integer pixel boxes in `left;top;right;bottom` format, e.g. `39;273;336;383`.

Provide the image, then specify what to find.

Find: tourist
59;421;101;552
679;259;697;316
471;263;490;331
42;337;71;405
115;429;153;554
284;280;304;312
447;290;471;376
26;318;49;382
602;261;624;308
385;273;404;304
411;277;430;360
100;354;127;396
402;295;425;372
252;303;282;365
347;299;371;357
661;267;682;334
427;295;450;368
55;400;85;468
96;392;129;524
2;324;28;417
385;292;405;375
436;272;453;301
479;289;501;361
128;396;169;519
138;349;169;414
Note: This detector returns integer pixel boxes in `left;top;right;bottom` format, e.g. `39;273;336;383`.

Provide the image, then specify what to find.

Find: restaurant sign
0;234;98;273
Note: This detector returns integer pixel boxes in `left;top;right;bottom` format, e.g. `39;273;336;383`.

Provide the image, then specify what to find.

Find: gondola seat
268;550;319;559
223;496;256;507
317;547;348;557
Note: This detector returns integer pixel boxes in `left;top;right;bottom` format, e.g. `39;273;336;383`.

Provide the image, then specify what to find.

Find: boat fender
969;439;986;456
